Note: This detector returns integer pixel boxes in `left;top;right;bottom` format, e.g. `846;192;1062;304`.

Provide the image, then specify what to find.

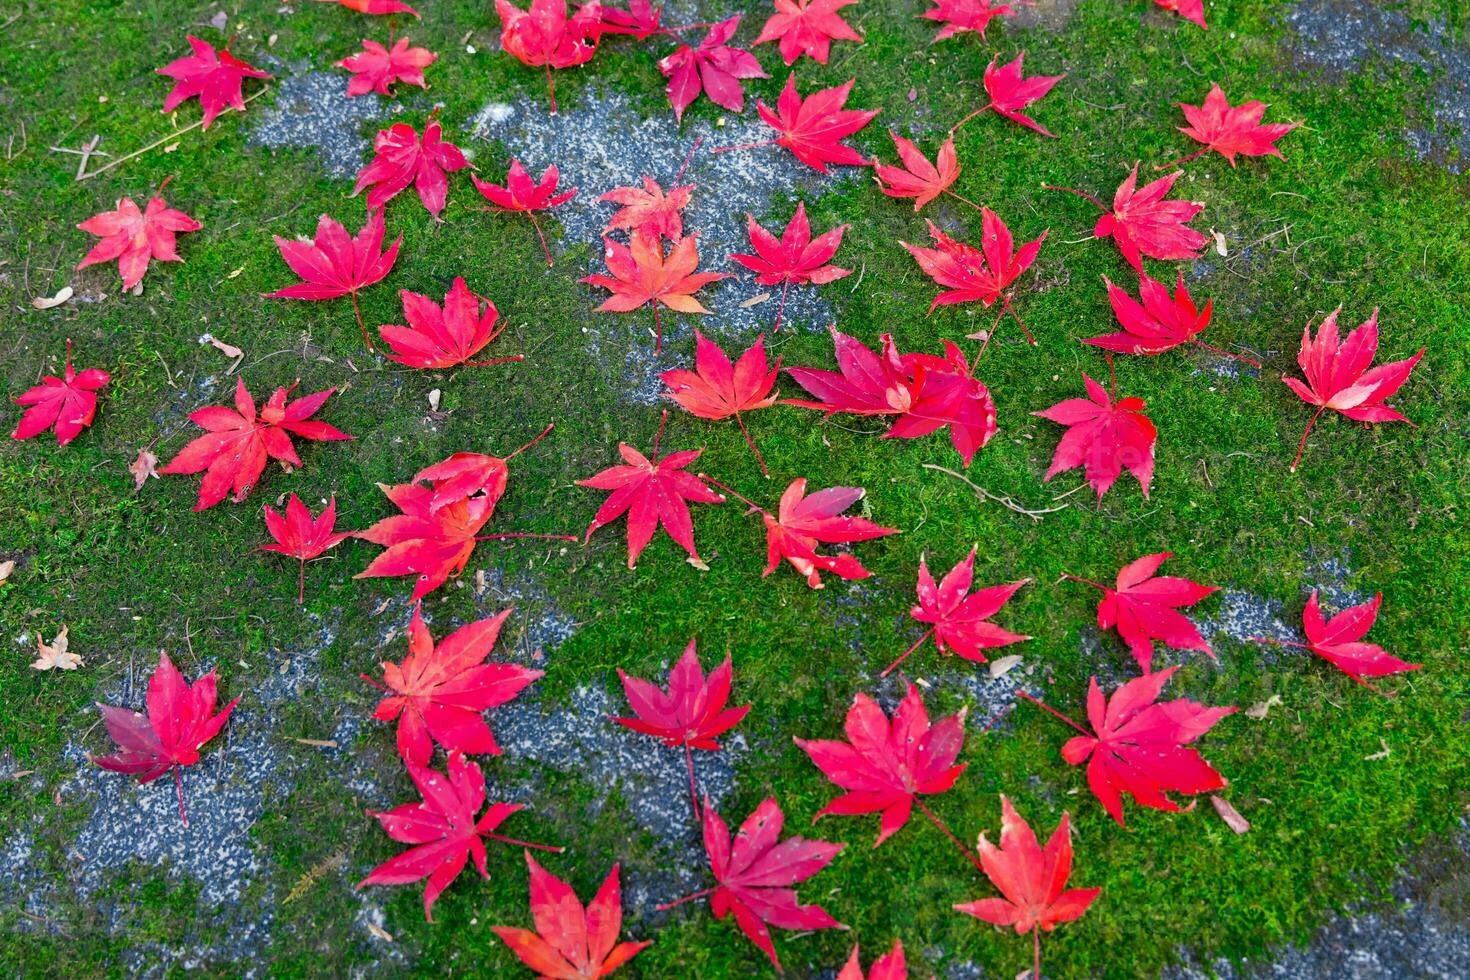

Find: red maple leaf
1252;591;1421;691
837;940;907;980
613;639;751;818
338;37;437;97
873;132;967;212
784;329;999;465
258;493;352;604
578;411;725;569
661;330;780;476
317;0;421;15
1046;164;1206;273
156;35;271;130
884;547;1028;676
900;209;1046;344
1033;365;1156;501
355;427;561;599
378;276;524;370
1021;666;1235;824
11;340;110;446
920;0;1019;42
265;210;402;349
75;185;202;290
1160;83;1300;168
732;201;851;331
796;684;968;848
1153;0;1207;29
600;0;662;39
754;0;863;66
953;796;1100;980
1281;307;1424;471
659;16;768;122
472;159;578;266
600;176;693;242
952;52;1064;138
353;117;470;219
1085;271;1261;368
160;378;353;511
1064;552;1218;674
581;230;730;350
492;853;651;978
366;606;542;767
359;750;562;921
93;650;239;825
658;797;844;971
496;0;602;112
727;74;880;173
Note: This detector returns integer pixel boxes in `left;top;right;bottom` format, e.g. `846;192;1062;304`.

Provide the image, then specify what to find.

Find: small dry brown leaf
1210;795;1250;834
0;560;14;585
366;922;394;942
207;335;245;369
427;388;442;411
1245;694;1282;719
129;449;160;490
31;286;74;310
988;654;1024;679
291;738;339;749
32;627;83;671
740;292;771;308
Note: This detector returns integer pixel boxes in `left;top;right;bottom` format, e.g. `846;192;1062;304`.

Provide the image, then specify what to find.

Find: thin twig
922;464;1068;521
78;87;271;180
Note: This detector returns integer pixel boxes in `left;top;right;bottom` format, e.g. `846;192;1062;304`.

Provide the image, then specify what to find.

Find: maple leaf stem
174;765;188;827
880;629;933;678
1035;925;1042;980
1015;689;1090;736
298;559;306;606
350;292;377;352
473;533;580;542
943;188;987;212
462;355;526;367
1106;352;1117;398
359;672;391;693
774;279;790;332
734;412;770;478
1246;637;1310;650
675;136;705;183
506;422;556;460
949;103;996;133
656;886;718;911
1291;405;1327;472
484;832;564;853
697;474;764;514
1060;572;1107;591
711;140;777;155
1192;340;1262;369
546;65;557;115
525;211;553;267
653;408;668;460
1154;147;1209;170
1004;296;1037;345
685;743;701;823
1041;184;1107;211
652;302;663;352
915;797;984;873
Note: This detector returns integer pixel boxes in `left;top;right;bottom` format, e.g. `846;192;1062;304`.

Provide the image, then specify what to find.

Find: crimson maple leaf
661;330;780;476
1085;271;1261;368
359;750;562;921
11;340;110;446
659;16;768;122
953;796;1100;980
900;210;1046;344
378;276;523;370
93;650;239;826
1033;366;1156;501
578;411;725;569
784;329;999;465
600;175;693;242
582;230;730;351
156;35;271;130
837;941;907;980
951;52;1064;137
353;117;470;219
658;797;844;971
613;639;751;818
884;547;1028;676
1160;83;1300;168
1022;666;1235;824
754;0;863;66
317;0;421;15
473;159;578;266
1252;591;1421;691
732;202;851;331
730;74;880;173
367;606;542;767
1064;552;1218;674
338;37;437;97
258;493;352;604
1153;0;1207;29
873;132;966;212
797;684;968;848
600;0;662;39
1281;307;1424;471
493;853;651;978
265;210;402;350
920;0;1019;42
1046;164;1206;273
75;186;202;290
160;378;353;511
496;0;602;112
